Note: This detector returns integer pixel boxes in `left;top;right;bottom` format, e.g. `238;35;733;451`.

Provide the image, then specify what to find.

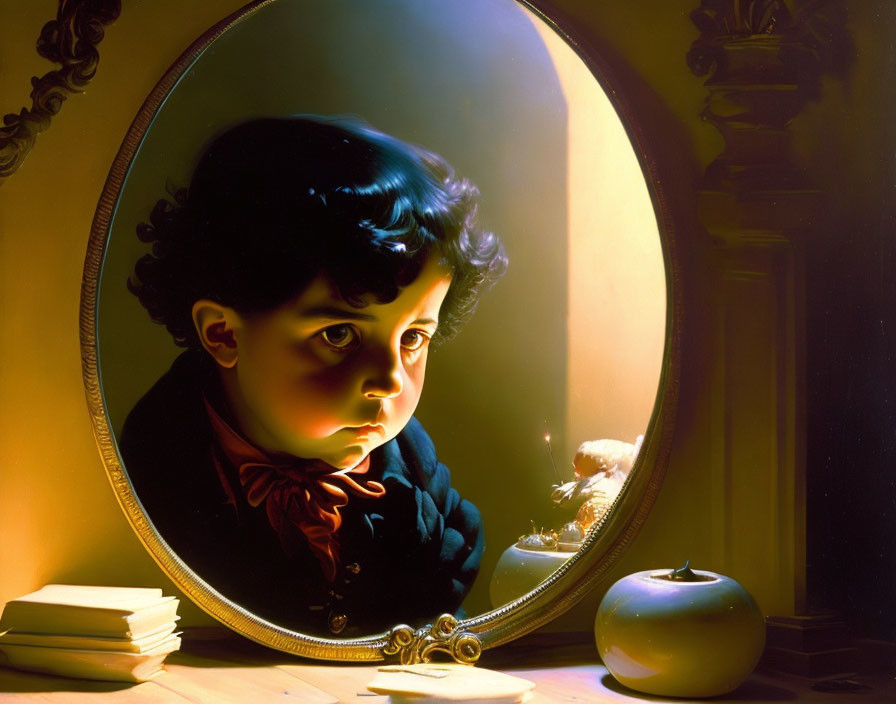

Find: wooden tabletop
1;629;894;703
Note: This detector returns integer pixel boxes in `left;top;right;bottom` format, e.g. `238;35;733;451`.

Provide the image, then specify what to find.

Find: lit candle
544;428;561;484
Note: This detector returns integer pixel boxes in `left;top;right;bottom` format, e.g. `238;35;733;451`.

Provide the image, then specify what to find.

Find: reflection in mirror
120;115;506;636
94;0;664;643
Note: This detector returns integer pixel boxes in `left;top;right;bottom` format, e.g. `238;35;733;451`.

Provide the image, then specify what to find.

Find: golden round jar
595;564;765;698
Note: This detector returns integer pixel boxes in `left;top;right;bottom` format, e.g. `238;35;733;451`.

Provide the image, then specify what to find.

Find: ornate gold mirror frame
76;0;681;662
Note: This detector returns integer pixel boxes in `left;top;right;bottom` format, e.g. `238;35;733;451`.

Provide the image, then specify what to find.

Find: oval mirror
82;0;676;661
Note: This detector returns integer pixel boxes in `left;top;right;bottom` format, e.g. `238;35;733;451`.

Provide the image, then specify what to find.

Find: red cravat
204;400;386;582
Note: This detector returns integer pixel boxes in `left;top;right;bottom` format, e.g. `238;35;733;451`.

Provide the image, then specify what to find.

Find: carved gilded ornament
385;615;482;666
0;0;121;181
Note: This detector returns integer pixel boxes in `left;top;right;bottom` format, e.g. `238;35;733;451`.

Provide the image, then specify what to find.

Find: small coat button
346;562;361;575
328;612;348;635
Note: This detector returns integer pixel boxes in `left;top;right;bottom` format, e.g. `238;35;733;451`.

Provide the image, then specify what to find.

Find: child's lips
344;423;385;438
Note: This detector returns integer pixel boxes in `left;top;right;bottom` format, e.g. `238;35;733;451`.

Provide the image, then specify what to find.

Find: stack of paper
0;584;181;682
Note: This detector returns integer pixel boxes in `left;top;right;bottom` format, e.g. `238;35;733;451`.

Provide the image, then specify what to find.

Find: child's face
218;254;452;469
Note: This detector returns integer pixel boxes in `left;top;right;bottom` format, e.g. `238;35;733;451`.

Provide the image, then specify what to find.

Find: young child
119;116;507;637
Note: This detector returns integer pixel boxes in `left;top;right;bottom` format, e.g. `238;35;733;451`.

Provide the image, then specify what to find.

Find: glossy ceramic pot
595;566;765;698
488;545;572;608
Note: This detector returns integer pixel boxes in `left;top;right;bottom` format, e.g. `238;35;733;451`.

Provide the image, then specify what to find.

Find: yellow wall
0;0;252;626
4;0;883;639
0;0;744;631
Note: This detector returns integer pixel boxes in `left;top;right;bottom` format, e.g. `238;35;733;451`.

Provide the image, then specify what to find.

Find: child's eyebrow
299;306;377;321
299;306;439;328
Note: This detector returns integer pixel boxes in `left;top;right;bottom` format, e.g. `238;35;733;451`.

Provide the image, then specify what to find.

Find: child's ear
192;300;241;369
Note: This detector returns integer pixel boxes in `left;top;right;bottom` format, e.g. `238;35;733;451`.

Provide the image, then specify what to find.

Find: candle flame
543;428;560;483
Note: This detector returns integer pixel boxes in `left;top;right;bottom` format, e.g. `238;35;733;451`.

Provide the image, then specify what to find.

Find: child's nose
360;348;403;399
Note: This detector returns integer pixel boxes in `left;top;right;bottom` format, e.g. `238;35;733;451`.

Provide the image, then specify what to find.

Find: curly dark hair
129;115;507;349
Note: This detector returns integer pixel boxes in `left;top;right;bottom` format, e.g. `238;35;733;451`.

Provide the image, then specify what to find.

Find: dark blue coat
119;350;483;637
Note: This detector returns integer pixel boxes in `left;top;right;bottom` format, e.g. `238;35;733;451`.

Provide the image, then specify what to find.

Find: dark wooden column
688;0;858;679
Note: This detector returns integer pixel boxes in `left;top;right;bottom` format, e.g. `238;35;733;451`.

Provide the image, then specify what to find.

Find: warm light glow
527;12;665;461
544;433;551;443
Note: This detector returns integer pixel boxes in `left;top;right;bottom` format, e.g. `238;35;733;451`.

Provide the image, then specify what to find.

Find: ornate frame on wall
77;0;682;663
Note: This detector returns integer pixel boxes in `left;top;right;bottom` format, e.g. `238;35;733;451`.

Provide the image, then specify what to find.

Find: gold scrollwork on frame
385;615;482;665
1;0;121;181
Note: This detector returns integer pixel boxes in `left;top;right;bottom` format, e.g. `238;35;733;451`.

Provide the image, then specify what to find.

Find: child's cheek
394;366;427;417
297;367;360;407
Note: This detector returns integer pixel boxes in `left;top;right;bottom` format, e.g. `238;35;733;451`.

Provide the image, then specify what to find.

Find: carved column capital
687;0;851;194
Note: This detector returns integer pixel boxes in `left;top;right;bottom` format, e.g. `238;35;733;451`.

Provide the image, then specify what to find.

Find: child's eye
319;324;359;350
400;329;431;352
